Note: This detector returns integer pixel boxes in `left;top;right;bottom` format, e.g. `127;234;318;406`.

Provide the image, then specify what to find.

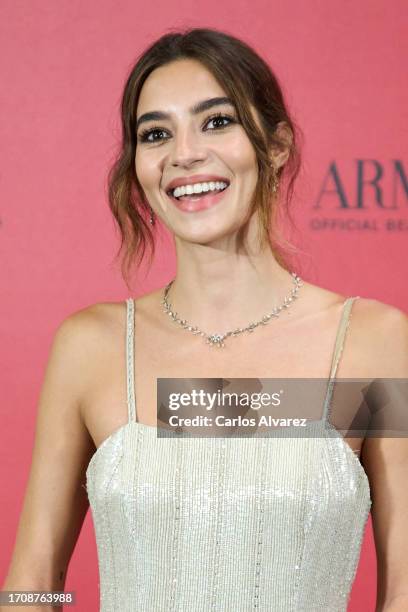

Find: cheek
135;153;158;192
222;133;258;176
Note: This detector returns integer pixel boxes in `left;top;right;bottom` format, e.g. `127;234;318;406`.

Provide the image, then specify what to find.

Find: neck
162;245;298;332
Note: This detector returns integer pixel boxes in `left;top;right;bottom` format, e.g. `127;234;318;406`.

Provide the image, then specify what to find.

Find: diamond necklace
161;271;303;348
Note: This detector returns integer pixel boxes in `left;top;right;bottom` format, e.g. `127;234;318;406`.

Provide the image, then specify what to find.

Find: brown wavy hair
107;27;303;287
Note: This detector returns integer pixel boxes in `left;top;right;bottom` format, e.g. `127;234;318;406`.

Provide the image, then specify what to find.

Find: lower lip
167;186;230;212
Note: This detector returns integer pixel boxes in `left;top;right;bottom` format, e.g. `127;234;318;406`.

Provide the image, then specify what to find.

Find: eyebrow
135;96;235;130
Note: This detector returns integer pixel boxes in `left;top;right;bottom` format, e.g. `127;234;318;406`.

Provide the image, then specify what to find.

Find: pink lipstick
167;185;230;212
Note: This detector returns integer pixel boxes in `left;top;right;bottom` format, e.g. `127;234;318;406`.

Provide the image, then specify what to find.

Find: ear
269;121;293;169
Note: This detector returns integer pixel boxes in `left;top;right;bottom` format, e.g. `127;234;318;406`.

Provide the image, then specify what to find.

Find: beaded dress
85;297;372;611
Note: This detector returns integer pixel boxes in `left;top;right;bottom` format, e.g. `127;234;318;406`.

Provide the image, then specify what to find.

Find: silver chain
161;272;303;348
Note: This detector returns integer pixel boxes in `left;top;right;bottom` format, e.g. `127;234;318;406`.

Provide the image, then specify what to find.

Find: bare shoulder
353;295;407;322
352;296;408;338
349;296;408;377
51;300;128;396
53;290;166;362
305;280;407;333
298;282;407;376
56;299;126;343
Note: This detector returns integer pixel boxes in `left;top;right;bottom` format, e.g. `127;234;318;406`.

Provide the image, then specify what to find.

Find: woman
2;28;407;612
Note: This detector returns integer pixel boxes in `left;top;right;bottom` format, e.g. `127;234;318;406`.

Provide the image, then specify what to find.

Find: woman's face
135;58;260;245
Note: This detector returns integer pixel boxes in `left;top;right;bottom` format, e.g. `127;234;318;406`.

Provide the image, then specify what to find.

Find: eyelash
137;112;237;144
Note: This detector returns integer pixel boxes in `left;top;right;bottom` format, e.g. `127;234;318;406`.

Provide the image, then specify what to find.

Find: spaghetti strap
125;298;137;423
322;296;360;421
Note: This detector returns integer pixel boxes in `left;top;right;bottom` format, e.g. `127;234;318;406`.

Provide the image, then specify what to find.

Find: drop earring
271;163;279;194
149;206;155;226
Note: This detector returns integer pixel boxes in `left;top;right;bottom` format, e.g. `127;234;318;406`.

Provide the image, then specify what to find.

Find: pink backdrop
1;1;407;610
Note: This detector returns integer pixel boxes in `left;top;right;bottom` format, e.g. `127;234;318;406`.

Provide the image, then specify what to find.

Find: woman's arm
361;306;408;611
1;310;97;611
365;435;408;611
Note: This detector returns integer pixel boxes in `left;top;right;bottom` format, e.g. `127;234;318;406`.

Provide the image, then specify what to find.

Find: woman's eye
205;114;235;130
137;114;235;144
138;128;169;144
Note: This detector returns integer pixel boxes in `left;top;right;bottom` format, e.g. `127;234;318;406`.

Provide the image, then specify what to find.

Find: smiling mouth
166;184;230;201
164;182;231;213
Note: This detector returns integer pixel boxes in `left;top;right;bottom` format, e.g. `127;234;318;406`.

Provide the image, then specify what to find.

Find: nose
168;125;207;168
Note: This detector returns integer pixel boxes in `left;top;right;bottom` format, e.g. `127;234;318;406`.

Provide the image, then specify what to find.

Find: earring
270;163;279;194
149;206;155;226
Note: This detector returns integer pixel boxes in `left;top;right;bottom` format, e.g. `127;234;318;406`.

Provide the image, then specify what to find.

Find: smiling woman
3;26;408;612
107;28;302;284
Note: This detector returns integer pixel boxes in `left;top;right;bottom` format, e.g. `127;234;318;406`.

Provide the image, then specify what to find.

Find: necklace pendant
207;333;226;348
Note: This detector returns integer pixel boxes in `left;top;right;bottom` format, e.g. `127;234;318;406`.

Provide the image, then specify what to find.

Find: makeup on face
164;174;230;213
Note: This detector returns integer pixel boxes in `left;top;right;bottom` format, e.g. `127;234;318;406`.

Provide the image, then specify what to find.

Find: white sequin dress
85;297;371;611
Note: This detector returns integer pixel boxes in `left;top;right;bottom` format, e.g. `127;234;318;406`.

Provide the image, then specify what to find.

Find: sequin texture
85;297;372;611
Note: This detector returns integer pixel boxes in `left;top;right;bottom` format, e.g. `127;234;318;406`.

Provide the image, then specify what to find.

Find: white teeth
171;181;228;199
